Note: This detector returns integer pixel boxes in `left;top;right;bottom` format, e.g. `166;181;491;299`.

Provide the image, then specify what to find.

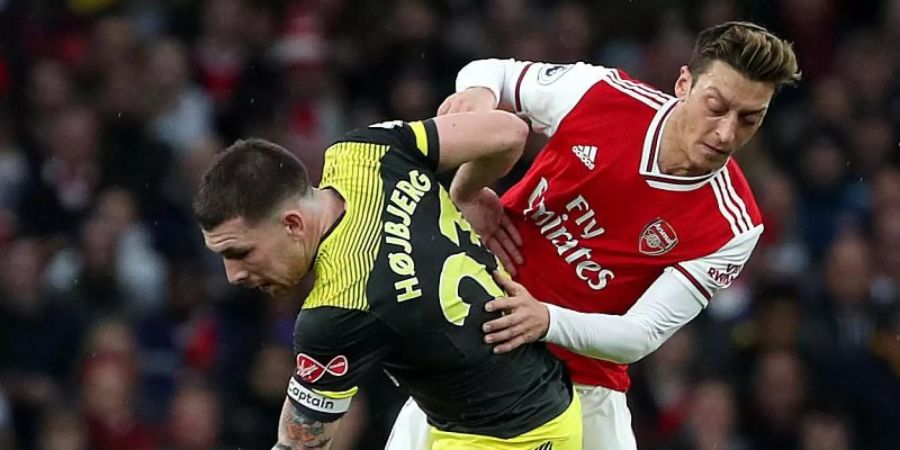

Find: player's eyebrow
708;86;768;115
219;246;251;259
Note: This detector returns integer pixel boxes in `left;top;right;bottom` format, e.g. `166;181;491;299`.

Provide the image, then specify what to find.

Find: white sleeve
455;59;613;137
543;225;764;364
543;267;704;364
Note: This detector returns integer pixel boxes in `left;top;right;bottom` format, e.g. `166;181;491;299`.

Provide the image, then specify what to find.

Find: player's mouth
703;143;728;155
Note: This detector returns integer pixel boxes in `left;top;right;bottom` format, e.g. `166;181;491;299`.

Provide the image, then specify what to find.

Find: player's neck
311;187;346;240
658;105;710;177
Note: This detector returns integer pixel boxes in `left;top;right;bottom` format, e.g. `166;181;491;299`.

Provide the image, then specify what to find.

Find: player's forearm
449;144;523;202
543;268;704;364
456;58;530;112
273;398;339;450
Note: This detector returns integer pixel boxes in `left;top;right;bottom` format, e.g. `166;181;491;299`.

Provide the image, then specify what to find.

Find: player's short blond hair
689;21;801;91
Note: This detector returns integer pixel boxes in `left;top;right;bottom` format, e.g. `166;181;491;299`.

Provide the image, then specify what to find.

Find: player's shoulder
691;159;763;244
335;120;408;146
586;67;674;111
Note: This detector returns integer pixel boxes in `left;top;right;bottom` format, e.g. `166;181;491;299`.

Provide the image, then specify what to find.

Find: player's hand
483;271;550;353
437;87;497;115
452;187;523;276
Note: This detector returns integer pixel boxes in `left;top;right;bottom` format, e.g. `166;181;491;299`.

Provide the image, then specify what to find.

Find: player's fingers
491;271;526;296
494;335;529;353
484;296;514;313
500;213;523;247
436;99;451;116
446;100;469;114
482;311;523;333
486;237;515;273
485;323;527;345
494;229;524;265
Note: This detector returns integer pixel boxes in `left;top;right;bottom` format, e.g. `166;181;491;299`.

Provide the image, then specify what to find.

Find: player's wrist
449;184;478;205
540;303;560;342
463;87;499;107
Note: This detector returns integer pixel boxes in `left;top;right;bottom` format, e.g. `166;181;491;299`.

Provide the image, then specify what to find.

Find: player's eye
224;249;251;260
741;115;761;126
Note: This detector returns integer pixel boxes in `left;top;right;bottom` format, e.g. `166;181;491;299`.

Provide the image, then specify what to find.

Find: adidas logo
572;145;597;170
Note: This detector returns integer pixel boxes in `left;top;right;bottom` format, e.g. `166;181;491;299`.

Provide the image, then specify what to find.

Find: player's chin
692;149;728;171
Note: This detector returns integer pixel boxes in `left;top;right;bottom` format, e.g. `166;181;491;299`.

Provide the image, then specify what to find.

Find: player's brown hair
688;21;801;91
193;138;311;230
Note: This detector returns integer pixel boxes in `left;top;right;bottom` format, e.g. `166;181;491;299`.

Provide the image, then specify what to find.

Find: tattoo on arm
274;398;340;450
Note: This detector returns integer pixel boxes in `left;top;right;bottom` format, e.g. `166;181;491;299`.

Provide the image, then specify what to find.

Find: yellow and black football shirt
287;119;572;438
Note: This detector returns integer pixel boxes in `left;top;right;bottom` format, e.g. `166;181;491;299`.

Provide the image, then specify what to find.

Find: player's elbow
608;321;661;364
491;111;528;171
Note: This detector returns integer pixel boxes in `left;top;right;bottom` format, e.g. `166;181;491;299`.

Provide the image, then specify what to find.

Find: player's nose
224;259;249;285
716;116;737;145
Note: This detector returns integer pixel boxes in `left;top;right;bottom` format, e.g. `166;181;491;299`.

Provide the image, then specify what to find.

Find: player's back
291;119;574;440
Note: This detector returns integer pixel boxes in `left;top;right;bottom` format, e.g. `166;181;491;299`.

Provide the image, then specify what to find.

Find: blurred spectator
164;382;222;450
816;233;878;359
833;303;900;449
756;171;810;280
0;238;84;448
37;408;89;450
46;188;167;316
630;327;697;446
777;0;838;78
800;409;853;450
145;38;214;155
81;352;156;450
795;132;860;256
0;389;14;450
671;379;747;450
194;0;248;105
745;349;808;450
19;104;100;234
136;260;219;422
0;108;27;213
227;344;293;449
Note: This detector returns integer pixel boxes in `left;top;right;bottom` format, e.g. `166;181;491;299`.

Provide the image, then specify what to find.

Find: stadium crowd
0;0;897;449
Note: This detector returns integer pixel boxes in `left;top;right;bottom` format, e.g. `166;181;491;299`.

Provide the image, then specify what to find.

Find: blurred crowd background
0;0;897;449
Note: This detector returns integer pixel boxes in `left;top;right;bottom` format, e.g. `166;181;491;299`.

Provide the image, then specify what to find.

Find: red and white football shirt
466;61;763;391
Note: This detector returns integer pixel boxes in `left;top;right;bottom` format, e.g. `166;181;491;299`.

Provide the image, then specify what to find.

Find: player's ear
281;210;306;240
674;65;692;100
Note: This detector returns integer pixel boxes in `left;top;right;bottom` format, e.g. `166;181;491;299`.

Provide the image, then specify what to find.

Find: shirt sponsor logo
296;353;348;384
525;177;615;290
708;263;742;287
639;218;678;256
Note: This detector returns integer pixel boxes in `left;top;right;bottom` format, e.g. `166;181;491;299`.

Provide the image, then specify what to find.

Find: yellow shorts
429;392;582;450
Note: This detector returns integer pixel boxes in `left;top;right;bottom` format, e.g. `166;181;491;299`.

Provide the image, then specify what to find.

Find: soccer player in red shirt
387;21;800;450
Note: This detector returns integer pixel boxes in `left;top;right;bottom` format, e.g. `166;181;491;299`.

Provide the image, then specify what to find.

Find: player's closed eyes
740;114;761;126
223;248;251;260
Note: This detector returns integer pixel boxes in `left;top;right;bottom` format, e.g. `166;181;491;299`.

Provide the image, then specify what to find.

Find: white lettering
523;178;614;291
287;378;353;414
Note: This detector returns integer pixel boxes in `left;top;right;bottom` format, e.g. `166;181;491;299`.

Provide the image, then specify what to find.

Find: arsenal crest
639;218;678;256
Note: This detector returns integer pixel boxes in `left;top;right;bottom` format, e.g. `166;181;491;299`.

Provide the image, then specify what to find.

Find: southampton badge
639;218;678;256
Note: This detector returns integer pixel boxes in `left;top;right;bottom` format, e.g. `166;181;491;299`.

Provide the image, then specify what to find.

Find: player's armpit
273;397;341;450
